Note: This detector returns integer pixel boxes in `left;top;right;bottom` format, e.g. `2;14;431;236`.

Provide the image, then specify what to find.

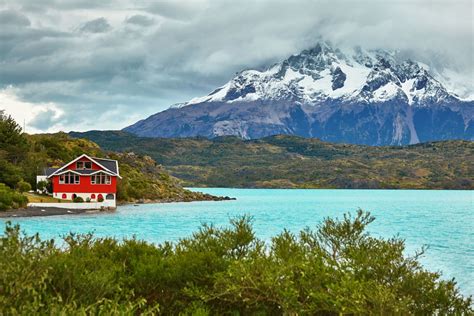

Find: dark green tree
0;110;29;164
0;159;22;188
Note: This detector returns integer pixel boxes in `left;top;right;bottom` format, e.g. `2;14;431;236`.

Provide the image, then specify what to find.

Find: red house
43;154;121;207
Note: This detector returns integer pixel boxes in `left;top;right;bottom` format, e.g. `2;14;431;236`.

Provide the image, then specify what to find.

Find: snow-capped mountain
124;42;473;145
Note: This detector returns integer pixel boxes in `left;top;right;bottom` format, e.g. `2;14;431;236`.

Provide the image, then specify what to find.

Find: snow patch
401;79;416;105
372;82;400;102
187;82;231;105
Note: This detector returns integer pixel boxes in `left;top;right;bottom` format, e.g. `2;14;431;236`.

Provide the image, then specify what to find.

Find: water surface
2;188;473;295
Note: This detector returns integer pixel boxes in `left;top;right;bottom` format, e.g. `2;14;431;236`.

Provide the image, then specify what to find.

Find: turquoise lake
2;188;473;296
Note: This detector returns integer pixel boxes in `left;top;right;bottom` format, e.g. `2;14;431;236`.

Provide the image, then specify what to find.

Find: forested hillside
0;112;220;211
71;131;474;190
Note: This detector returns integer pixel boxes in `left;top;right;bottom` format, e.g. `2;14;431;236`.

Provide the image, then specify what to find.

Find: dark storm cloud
0;0;472;132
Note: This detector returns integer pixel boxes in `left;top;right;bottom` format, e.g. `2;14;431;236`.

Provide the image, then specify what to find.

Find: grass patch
24;192;68;203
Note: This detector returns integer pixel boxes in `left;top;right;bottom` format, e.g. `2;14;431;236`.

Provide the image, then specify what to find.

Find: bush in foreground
0;210;471;314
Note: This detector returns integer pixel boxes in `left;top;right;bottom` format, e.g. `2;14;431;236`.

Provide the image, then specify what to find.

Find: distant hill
70;131;474;190
124;42;473;145
24;133;223;203
0;111;222;208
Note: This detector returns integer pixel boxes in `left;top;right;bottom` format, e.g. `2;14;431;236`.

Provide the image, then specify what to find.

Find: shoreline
1;195;236;218
0;206;108;218
186;186;474;191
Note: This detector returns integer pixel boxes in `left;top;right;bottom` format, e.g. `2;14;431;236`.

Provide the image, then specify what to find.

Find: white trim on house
52;192;116;207
47;154;88;177
116;160;120;177
54;169;116;177
55;170;82;176
28;200;116;209
47;154;122;179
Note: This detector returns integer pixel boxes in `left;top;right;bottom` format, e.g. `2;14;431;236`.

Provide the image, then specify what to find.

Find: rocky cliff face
124;43;473;145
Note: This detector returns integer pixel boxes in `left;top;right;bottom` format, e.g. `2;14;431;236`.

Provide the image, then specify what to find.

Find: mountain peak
187;43;459;107
124;43;473;145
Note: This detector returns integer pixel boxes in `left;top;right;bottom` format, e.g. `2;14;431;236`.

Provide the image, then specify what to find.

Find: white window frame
76;161;92;170
91;173;111;185
59;172;80;185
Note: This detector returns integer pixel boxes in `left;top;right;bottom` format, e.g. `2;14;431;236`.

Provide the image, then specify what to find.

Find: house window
91;173;111;185
76;161;92;169
59;172;79;184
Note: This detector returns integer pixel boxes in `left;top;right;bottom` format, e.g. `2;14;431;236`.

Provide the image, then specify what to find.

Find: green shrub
36;180;49;192
0;183;28;211
73;196;84;203
0;211;471;314
16;180;32;193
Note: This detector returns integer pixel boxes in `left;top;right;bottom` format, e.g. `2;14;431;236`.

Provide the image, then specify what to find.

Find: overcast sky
0;0;472;133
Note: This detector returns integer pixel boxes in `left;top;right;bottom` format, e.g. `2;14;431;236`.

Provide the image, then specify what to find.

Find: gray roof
92;157;118;174
44;167;59;176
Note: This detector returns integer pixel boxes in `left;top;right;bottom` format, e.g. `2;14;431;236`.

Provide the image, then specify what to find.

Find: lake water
2;188;473;296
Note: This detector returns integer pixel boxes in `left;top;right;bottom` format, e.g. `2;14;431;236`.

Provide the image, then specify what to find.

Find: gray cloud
125;14;155;26
0;0;472;132
79;17;111;33
29;109;62;129
10;0;124;12
144;1;207;20
0;9;30;26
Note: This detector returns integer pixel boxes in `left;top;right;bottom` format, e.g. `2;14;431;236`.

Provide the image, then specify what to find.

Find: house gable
47;154;121;179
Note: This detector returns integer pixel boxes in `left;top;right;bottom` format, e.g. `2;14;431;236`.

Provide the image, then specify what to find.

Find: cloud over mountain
0;0;472;132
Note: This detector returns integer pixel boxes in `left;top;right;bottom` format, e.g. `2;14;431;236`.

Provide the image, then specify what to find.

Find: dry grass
24;192;70;203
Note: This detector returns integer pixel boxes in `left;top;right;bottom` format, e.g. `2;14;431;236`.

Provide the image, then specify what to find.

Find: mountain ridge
70;130;474;190
124;42;473;145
